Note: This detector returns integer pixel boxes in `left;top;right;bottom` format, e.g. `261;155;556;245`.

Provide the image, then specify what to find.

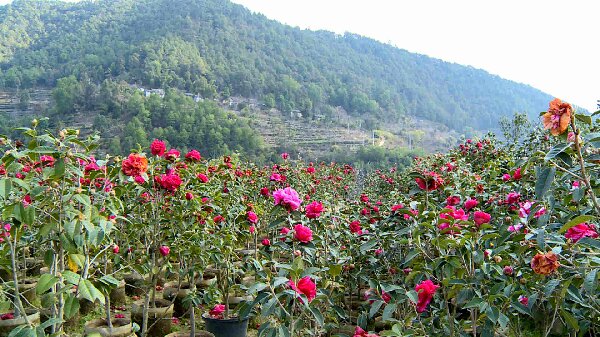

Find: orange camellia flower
542;98;572;136
121;153;148;177
531;251;559;276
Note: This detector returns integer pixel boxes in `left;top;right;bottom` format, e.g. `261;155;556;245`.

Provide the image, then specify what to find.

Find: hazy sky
1;0;597;111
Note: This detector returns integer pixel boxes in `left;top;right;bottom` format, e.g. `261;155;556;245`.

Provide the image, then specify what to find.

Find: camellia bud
494;255;502;263
113;245;120;254
294;250;301;257
31;119;38;127
503;266;514;276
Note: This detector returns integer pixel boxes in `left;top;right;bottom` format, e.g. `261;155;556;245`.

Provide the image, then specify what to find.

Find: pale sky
1;0;598;111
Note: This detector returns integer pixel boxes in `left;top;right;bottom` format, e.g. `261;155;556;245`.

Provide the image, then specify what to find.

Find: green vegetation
0;0;552;132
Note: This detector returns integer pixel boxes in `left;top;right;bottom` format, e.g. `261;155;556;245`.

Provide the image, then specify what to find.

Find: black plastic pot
202;314;248;337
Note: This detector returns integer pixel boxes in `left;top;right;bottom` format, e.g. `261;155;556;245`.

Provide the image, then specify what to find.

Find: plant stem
571;122;600;215
8;232;28;324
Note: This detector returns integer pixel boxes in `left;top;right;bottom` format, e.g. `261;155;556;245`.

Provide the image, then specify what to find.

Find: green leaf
382;303;397;321
309;306;324;326
560;309;579;331
78;279;105;304
62;270;81;285
559;215;596;233
544;279;561;297
575;113;592;126
464;297;484;309
498;312;509;329
406;290;418;304
486;306;499;323
544;143;571;161
36;274;59;295
369;300;383;318
359;239;378;253
577;237;600;250
0;178;11;199
534;167;555;200
247;282;267;294
63;293;80;319
584;269;598;293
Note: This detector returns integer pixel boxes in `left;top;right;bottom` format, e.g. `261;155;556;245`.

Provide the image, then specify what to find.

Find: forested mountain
1;0;553;128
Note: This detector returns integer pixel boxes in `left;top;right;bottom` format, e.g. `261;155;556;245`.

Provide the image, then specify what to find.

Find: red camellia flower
155;173;182;192
209;304;225;319
349;220;362;235
40;155;56;167
414;279;439;313
519;295;529;306
185;150;202;161
565;223;598;242
415;171;444;191
246;211;258;224
159;245;170;257
464;198;478;211
261;238;271;246
353;326;380;337
281;152;289;160
289;276;316;303
121;154;148;177
293;224;313;243
112;245;120;254
197;173;209;183
150;139;166;156
305;201;324;219
446;196;461;206
502;173;511;182
260;187;270;196
473;211;491;226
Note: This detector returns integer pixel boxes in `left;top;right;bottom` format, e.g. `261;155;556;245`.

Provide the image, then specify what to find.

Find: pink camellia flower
261;238;271;246
289;276;316;303
518;295;529;306
164;149;180;161
349;220;362;235
374;249;383;256
40;155;56;167
503;266;514;276
185;192;194;200
155;173;182;192
134;175;146;184
572;181;580;189
513;167;522;180
446;196;461;206
197;173;209;183
159;245;170;257
150;139;166;156
281;152;289;160
415;171;444;191
249;225;255;234
185;150;202;161
464;198;478;211
567;132;576;143
293;224;313;243
246;211;258;224
209;304;225;319
391;204;404;212
508;223;523;232
565;223;599;242
273;187;302;211
270;172;285;182
113;245;120;254
305;201;324;219
473;211;491;226
114;313;125;319
502;174;511;182
413;279;439;313
280;227;290;235
381;291;391;303
506;192;521;204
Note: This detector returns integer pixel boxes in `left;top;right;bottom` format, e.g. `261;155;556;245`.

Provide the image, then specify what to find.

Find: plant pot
197;272;217;289
131;298;174;337
0;310;40;337
109;280;127;306
124;272;144;296
163;281;192;317
202;314;248;337
84;317;135;337
164;331;215;337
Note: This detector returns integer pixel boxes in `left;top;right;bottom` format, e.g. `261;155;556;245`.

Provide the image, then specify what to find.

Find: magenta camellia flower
565;223;599;242
289;276;316;303
502;173;511;182
305;201;324;219
293;224;313;243
414;279;439;313
155;173;182;192
518;295;529;306
197;173;209;183
506;192;520;204
273;187;302;211
159;245;170;257
513;167;522;180
246;211;258;224
185;149;202;161
281;152;289;160
209;304;225;319
446;196;461;206
349;220;362;234
113;245;120;254
261;238;271;246
473;211;491;226
150;139;166;156
464;198;478;211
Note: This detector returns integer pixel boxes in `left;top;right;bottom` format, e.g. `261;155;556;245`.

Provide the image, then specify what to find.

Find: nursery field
0;99;598;337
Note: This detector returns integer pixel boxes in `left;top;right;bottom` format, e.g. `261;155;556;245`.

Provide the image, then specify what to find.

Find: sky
1;0;597;111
